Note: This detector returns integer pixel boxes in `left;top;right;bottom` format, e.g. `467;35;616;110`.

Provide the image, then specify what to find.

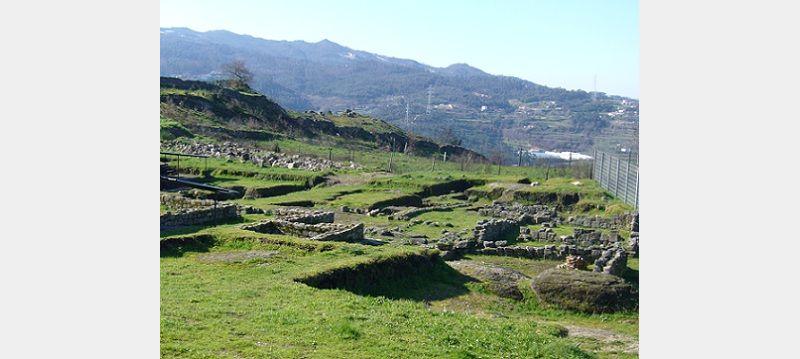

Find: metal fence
592;149;639;208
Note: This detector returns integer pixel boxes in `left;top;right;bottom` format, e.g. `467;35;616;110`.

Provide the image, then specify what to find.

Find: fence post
600;152;605;185
624;160;630;205
635;165;640;209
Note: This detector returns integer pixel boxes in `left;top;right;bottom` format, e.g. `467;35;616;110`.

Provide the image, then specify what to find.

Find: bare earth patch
195;250;280;263
565;325;639;355
447;260;529;300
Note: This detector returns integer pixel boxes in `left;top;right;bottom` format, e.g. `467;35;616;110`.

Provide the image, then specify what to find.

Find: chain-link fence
592;149;639;208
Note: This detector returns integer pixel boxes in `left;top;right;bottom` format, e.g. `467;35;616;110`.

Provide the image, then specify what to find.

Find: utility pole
405;99;410;127
426;86;432;116
545;158;551;180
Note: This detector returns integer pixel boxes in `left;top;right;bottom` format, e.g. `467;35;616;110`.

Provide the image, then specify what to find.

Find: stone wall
160;203;240;229
243;184;307;199
242;220;364;242
517;227;620;247
160;192;216;210
389;203;469;220
474;244;606;262
272;208;334;224
478;203;557;225
310;223;364;242
594;248;628;276
566;213;636;230
473;219;520;243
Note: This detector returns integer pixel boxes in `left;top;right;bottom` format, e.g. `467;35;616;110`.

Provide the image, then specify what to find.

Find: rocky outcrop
532;268;638;313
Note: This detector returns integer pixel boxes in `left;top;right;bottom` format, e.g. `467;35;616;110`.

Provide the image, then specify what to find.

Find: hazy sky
161;0;639;98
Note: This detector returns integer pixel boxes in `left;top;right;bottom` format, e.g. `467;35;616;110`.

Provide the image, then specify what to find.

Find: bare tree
488;150;504;175
221;60;254;89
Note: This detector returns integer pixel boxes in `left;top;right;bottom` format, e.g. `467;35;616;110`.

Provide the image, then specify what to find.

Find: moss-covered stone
531;268;637;313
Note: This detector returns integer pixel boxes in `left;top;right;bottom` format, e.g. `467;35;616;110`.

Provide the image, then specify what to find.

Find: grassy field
161;225;636;358
161;139;639;358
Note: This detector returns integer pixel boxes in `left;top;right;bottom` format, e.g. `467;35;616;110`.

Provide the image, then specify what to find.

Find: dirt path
564;325;639;356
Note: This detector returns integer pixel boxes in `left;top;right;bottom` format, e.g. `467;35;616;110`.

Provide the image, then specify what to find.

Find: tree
437;127;462;146
221;60;254;89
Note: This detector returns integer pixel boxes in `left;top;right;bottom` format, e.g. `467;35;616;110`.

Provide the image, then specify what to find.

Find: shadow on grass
299;257;478;302
620;267;639;290
160;217;248;238
160;234;216;258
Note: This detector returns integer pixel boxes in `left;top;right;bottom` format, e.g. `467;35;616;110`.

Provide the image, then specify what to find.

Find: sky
161;0;639;98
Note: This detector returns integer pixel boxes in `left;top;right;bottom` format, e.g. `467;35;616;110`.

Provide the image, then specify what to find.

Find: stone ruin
160;203;240;230
594;248;628;276
557;255;588;270
242;220;364;242
517;226;621;247
242;208;364;242
162;140;361;171
473;218;520;243
478;203;557;225
270;208;334;224
160;192;216;210
388;203;469;221
566;212;637;230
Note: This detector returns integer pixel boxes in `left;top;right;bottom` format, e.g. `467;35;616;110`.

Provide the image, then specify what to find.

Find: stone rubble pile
556;255;588;270
162;141;360;171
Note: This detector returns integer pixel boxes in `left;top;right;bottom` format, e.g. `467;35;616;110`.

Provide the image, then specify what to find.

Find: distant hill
160;77;482;160
161;27;638;159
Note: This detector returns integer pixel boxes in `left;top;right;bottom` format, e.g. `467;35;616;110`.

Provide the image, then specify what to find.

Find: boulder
531;269;637;313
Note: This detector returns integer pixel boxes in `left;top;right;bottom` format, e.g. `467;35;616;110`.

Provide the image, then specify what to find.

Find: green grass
236;184;367;208
198;175;303;189
401;208;486;239
162;238;599;358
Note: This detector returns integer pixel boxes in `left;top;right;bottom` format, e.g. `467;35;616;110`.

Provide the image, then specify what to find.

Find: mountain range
160;27;638;160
